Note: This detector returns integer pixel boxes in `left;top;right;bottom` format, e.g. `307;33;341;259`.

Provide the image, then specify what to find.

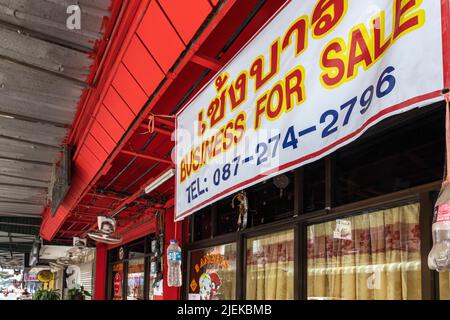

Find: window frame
185;104;447;300
186;239;239;300
106;235;159;300
305;198;422;300
243;226;296;300
186;169;441;300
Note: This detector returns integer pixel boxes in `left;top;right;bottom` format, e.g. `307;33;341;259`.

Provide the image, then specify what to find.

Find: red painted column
94;243;108;300
163;207;182;300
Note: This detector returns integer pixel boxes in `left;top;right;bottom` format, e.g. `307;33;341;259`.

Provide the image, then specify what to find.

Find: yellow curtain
307;203;421;300
439;271;450;300
246;229;294;300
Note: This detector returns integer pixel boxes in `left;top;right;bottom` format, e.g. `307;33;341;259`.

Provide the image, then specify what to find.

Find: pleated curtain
246;230;295;300
439;272;450;300
307;203;422;300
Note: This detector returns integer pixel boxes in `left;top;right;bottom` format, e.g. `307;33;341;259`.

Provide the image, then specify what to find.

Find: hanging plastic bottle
167;239;182;287
429;91;450;271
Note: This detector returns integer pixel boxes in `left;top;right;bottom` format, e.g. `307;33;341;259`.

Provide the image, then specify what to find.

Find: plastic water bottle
428;184;450;271
167;239;182;287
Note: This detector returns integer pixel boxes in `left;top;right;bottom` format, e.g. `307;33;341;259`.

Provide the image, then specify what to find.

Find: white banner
175;0;449;221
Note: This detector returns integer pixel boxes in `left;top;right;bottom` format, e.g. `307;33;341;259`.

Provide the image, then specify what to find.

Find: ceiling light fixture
144;169;175;194
111;204;129;218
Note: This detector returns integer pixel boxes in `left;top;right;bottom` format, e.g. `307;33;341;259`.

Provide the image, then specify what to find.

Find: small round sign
37;270;54;283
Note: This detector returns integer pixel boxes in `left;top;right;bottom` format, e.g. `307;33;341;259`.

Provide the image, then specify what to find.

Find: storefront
166;0;450;301
184;103;450;300
23;272;42;294
27;266;64;295
106;235;164;300
37;0;450;301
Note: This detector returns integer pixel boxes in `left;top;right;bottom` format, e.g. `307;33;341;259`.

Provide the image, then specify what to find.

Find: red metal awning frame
41;0;288;243
40;0;239;241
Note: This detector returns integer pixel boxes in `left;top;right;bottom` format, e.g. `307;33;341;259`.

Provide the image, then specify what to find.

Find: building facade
39;0;450;300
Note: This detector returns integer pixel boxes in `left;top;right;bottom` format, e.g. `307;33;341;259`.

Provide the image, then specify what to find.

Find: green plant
32;288;60;300
67;286;91;300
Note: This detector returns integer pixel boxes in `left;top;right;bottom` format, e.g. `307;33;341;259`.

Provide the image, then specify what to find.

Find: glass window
188;243;236;300
214;172;295;236
127;259;145;300
307;203;421;300
193;208;212;241
247;172;295;227
112;263;123;300
439;272;450;300
304;159;325;213
246;229;294;300
335;105;444;206
128;242;145;259
212;171;294;236
148;256;163;300
216;196;238;236
110;247;125;262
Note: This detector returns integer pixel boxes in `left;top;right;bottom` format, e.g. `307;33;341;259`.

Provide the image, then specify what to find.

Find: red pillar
94;243;108;300
163;207;182;300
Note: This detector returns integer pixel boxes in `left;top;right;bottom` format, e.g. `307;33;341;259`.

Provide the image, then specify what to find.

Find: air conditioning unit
39;245;74;261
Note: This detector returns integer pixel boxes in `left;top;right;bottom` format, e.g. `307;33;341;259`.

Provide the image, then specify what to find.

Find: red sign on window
113;268;123;300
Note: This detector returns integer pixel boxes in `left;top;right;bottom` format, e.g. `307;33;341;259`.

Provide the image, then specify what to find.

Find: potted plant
32;288;60;300
67;286;91;300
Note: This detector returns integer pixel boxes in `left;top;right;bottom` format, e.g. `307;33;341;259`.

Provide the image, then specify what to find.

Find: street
0;293;18;301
